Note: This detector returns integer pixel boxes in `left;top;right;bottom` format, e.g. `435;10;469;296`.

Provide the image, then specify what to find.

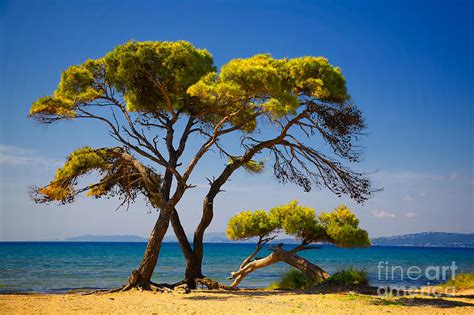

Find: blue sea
1;242;473;293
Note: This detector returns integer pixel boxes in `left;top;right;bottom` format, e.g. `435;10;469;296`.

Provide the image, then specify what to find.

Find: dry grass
439;273;474;290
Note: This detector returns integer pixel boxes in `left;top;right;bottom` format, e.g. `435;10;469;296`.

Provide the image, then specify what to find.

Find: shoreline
1;288;473;314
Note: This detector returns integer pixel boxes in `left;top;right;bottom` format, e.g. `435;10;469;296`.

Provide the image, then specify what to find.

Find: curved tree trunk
230;252;280;287
192;195;215;278
228;247;329;288
170;208;202;288
126;209;172;289
272;248;329;282
125;162;176;291
192;149;276;283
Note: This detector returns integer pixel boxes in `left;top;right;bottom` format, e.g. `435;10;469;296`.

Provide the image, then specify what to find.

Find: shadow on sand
372;297;473;308
183;285;474;309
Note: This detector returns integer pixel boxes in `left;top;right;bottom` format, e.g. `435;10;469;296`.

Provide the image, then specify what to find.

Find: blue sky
0;0;472;240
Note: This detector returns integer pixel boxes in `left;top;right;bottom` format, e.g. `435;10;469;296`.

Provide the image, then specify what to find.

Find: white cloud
402;195;414;202
376;171;443;181
377;170;471;183
0;144;35;165
0;144;36;155
449;171;458;180
0;144;60;167
405;212;417;218
371;210;396;219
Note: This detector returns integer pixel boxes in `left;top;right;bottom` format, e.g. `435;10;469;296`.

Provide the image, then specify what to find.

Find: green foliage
56;59;104;102
438;273;474;290
285;56;348;103
227;201;369;248
38;147;109;202
29;96;75;119
104;41;214;112
28;41;369;209
228;158;265;174
319;205;371;248
324;268;368;286
37;147;150;203
226;210;277;240
30;40;350;133
269;200;322;240
218;54;300;119
54;147;110;179
243;160;265;174
269;269;317;290
30;41;215;119
188;53;349;130
29;60;105;119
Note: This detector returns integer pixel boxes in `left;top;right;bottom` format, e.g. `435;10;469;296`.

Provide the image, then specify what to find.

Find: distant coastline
371;232;474;248
18;232;471;248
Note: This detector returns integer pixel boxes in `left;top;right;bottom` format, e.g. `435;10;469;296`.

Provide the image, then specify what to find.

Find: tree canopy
227;200;370;248
226;201;370;287
30;40;372;204
33;146;161;209
31;41;214;119
30;42;348;128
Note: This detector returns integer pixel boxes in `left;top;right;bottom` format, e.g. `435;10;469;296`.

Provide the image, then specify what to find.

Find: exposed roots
82;282;181;295
82;271;237;296
150;280;186;289
196;277;238;290
82;270;188;295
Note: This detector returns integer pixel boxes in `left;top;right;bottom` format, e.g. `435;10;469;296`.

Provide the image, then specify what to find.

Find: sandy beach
1;289;473;314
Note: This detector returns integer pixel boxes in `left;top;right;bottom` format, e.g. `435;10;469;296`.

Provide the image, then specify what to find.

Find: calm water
1;242;473;293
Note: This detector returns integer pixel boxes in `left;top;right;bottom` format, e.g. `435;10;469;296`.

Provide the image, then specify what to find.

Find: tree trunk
230;252;280;287
127;209;172;289
128;158;176;289
272;248;329;282
170;208;202;288
192;157;259;281
192;196;214;279
228;248;329;288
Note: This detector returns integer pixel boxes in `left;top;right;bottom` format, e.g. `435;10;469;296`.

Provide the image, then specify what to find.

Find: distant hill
371;232;474;248
196;232;474;247
64;235;147;242
63;232;474;247
163;232;238;243
163;232;299;243
63;233;235;243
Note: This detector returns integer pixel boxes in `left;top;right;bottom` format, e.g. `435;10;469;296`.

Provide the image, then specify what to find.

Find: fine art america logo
376;261;458;296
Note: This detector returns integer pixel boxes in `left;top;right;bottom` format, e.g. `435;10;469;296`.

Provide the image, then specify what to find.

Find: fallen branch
228;246;329;287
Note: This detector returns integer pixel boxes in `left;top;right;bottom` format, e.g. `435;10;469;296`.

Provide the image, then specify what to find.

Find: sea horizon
2;230;472;247
1;241;473;249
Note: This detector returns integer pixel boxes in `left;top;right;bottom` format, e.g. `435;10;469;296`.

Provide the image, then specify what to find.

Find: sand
1;289;473;314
